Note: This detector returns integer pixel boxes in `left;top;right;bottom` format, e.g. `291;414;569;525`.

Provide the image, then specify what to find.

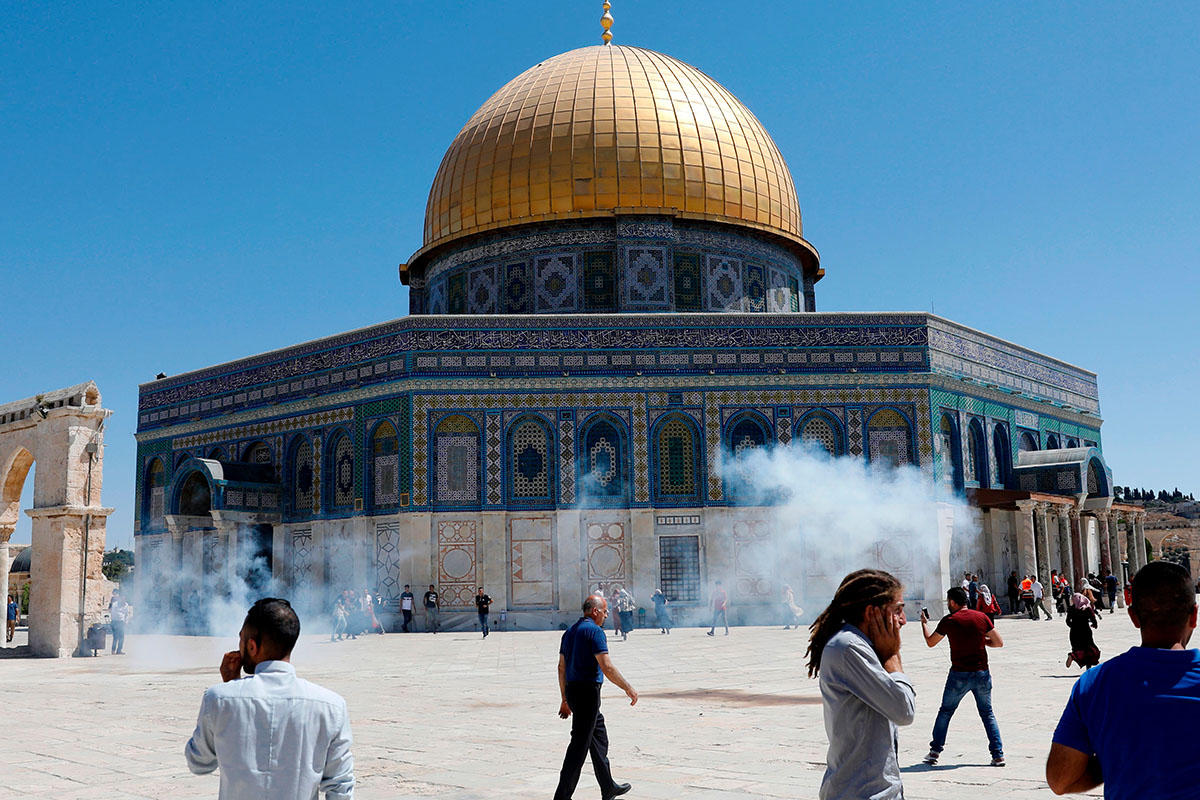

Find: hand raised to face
864;604;902;663
220;650;243;683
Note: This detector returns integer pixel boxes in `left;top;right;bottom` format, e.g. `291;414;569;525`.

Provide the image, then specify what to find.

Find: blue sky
2;2;1197;549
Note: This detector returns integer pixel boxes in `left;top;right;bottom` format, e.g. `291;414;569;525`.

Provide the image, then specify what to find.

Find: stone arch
286;435;316;517
867;407;914;467
992;423;1012;489
0;381;111;656
724;411;771;502
367;419;399;510
795;409;844;457
506;414;555;506
967;418;988;487
651;413;703;505
1047;433;1061;450
324;427;355;513
1019;431;1039;452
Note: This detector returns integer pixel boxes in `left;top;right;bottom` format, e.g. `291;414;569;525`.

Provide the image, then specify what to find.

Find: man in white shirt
185;598;355;799
1032;577;1053;620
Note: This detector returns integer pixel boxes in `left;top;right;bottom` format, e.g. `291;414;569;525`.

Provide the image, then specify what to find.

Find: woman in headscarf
975;583;999;622
1065;592;1101;669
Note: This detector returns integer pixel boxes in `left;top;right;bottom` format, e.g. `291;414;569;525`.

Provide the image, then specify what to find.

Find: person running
330;596;347;642
1033;576;1053;620
921;586;1006;767
1020;575;1036;618
807;569;915;800
615;586;636;641
475;587;492;638
707;581;729;636
650;589;672;634
423;584;440;633
976;583;1001;622
1047;561;1200;796
184;598;355;799
1064;592;1101;669
552;594;637;800
782;584;803;630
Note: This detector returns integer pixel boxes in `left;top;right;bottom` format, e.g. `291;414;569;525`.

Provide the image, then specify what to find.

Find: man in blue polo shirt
554;593;638;800
1047;561;1200;797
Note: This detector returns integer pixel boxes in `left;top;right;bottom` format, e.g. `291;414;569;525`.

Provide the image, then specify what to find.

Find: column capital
1033;501;1052;515
0;525;13;544
1068;506;1082;520
1016;499;1037;513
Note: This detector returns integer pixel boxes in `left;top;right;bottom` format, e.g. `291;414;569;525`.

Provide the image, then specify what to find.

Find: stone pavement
0;608;1139;799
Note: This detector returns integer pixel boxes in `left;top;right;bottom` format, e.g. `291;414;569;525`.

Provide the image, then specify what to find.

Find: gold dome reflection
408;45;817;277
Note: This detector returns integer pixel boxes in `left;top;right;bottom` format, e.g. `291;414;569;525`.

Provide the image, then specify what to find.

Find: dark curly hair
806;569;902;678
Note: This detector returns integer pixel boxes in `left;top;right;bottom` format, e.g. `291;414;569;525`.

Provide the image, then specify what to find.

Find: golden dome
406;45;818;278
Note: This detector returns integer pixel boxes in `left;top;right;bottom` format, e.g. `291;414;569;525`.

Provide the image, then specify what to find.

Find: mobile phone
921;607;929;620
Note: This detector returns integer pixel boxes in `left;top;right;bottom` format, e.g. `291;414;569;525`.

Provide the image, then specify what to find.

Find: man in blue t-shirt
1048;561;1200;797
554;593;638;800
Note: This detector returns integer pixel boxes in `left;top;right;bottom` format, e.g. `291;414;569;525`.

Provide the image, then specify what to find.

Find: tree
102;549;134;582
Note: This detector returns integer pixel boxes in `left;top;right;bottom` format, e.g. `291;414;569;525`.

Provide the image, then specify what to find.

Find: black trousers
554;681;616;800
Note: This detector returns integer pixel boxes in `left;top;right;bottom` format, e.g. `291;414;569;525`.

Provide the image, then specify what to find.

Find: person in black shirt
475;587;492;638
423;584;440;633
554;594;637;800
400;585;415;632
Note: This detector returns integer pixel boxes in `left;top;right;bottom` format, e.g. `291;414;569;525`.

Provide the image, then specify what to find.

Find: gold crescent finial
601;1;614;45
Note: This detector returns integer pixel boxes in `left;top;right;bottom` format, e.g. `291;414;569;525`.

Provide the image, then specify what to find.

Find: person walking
365;588;385;635
400;585;415;632
707;581;730;636
806;569;915;800
1050;569;1066;614
975;583;1001;622
109;590;132;654
782;584;803;630
1033;576;1053;620
475;587;492;638
1064;592;1101;670
1104;570;1118;613
553;594;637;800
7;594;20;643
184;598;355;799
968;574;979;610
650;589;672;634
608;586;623;638
1047;561;1200;796
615;586;636;641
920;586;1006;767
1020;575;1035;618
330;596;348;642
423;584;440;633
1006;571;1020;615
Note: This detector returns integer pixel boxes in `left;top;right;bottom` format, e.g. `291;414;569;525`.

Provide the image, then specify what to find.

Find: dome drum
408;214;816;315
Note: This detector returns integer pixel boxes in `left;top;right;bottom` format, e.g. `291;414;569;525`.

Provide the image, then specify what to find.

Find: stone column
1106;513;1124;607
1068;508;1085;589
1056;510;1074;590
1033;503;1052;586
1135;513;1149;571
1096;510;1112;577
0;524;12;648
1015;501;1038;580
1125;515;1141;576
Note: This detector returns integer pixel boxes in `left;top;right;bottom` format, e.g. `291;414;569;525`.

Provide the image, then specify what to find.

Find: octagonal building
133;41;1142;630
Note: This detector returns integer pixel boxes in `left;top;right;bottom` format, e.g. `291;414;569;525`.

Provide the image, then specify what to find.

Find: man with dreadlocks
807;569;915;800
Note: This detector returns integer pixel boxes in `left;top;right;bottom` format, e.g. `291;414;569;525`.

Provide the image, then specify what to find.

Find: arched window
144;458;166;528
243;440;272;464
579;417;627;502
1019;432;1038;452
967;419;988;487
869;408;913;467
206;446;228;461
369;421;399;509
289;437;315;515
798;412;842;457
939;414;963;489
435;414;481;506
1067;437;1079;449
654;415;701;503
508;417;554;504
1047;434;1061;450
1087;459;1108;496
327;431;355;512
992;423;1012;489
725;413;770;500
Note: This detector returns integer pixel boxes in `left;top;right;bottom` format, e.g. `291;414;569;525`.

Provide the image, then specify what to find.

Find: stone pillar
1033;503;1052;586
0;525;11;648
26;505;114;657
211;517;239;602
1106;514;1124;607
1015;501;1038;580
1056;510;1074;590
1125;515;1141;576
1068;508;1085;589
1135;513;1149;571
1096;510;1112;577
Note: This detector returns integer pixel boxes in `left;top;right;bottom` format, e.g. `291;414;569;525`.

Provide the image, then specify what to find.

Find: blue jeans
929;670;1003;758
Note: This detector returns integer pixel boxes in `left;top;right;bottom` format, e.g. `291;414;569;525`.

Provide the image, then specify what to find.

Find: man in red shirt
920;586;1006;766
706;581;729;636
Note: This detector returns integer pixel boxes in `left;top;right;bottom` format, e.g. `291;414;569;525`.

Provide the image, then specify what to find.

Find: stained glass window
436;414;480;505
581;420;623;498
330;433;354;510
291;438;314;514
657;418;696;497
510;419;550;500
